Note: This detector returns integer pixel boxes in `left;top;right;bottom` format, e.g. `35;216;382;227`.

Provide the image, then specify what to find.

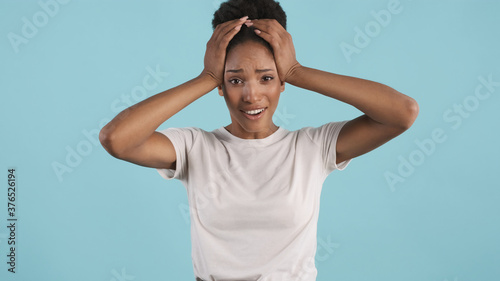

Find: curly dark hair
212;0;287;55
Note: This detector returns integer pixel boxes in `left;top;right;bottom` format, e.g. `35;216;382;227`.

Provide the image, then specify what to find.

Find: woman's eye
229;79;242;84
263;76;274;82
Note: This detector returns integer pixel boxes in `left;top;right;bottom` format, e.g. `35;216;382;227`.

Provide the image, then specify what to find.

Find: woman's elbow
399;97;419;130
99;126;125;158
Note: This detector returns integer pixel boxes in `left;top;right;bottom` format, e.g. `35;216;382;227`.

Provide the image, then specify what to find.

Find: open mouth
241;107;267;120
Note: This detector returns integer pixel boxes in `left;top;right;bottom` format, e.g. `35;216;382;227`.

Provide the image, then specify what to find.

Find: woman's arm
99;75;216;168
250;19;419;164
99;17;250;168
286;67;419;164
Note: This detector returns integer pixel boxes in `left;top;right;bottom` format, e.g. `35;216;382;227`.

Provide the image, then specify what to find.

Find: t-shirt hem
156;128;183;180
332;121;352;171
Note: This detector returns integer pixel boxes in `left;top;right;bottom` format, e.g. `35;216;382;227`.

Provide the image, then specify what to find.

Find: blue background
1;0;499;280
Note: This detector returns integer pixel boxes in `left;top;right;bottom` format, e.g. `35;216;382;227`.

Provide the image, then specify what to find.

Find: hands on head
249;19;301;83
202;16;301;86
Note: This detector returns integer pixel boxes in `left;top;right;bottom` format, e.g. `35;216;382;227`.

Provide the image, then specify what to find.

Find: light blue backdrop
1;0;499;280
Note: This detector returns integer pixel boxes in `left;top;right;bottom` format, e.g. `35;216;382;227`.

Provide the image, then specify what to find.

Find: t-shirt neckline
215;126;288;146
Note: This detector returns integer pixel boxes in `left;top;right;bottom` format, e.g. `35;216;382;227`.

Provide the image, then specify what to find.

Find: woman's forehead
225;42;276;70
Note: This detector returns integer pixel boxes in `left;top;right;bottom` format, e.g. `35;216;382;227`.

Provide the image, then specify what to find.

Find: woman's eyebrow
226;68;274;73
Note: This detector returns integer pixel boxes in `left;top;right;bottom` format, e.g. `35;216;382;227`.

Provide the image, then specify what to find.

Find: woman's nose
242;82;262;103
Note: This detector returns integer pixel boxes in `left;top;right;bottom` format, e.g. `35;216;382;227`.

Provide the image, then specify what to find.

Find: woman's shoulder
294;121;350;141
156;126;216;142
158;126;214;134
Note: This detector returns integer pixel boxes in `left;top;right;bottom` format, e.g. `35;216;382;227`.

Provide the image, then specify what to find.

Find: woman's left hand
247;19;302;83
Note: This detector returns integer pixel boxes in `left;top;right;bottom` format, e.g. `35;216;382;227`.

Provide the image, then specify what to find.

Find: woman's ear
280;80;285;93
218;84;224;96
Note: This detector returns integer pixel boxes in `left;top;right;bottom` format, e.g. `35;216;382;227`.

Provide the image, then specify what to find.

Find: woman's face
218;40;285;139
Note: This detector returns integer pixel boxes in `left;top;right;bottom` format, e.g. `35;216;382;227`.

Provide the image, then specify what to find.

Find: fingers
244;19;298;83
203;16;250;85
252;27;274;45
213;16;249;43
245;19;287;36
248;19;291;49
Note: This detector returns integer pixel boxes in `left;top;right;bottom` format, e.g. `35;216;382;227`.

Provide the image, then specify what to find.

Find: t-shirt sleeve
306;120;352;174
155;127;198;181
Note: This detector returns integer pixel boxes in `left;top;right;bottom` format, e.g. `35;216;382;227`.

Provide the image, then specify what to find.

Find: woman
99;0;419;280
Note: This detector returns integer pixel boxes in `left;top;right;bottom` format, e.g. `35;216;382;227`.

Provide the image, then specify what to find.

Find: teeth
244;108;265;115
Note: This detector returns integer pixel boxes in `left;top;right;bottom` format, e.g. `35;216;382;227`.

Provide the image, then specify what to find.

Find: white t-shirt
157;121;351;281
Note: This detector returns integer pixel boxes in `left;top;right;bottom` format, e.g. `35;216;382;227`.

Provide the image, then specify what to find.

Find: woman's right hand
201;16;249;86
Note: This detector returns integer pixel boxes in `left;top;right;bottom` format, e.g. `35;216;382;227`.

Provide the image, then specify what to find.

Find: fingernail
240;16;249;20
245;22;253;27
235;25;242;31
254;29;261;34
